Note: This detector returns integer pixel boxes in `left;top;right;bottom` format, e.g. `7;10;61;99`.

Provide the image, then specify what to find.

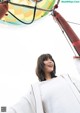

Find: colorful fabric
0;0;55;25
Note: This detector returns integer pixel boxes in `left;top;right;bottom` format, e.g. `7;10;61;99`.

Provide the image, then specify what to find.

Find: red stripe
72;40;80;46
73;56;80;58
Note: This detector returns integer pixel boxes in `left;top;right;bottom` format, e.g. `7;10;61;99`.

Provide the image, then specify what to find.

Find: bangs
42;54;53;61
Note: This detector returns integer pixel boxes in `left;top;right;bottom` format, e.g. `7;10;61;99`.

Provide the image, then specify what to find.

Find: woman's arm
7;87;36;113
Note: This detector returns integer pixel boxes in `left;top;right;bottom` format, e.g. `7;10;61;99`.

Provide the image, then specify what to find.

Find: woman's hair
36;53;56;81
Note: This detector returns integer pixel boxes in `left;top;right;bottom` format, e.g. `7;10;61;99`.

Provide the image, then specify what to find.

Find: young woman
7;53;80;113
36;53;57;81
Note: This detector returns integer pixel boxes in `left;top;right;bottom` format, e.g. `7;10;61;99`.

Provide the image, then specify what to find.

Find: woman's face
43;58;54;74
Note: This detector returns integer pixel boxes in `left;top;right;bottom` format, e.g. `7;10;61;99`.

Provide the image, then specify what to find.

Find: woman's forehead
43;57;53;61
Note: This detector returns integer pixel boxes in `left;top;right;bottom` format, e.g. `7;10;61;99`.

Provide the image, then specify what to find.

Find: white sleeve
73;57;80;74
7;87;36;113
71;77;80;92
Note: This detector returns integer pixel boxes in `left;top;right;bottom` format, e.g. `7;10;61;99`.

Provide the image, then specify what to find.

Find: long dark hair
36;54;56;81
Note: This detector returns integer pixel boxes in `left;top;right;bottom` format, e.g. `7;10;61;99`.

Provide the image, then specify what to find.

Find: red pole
53;10;80;57
0;2;8;19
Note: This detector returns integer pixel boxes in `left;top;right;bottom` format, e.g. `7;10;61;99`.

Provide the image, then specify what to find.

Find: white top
39;75;80;113
7;75;80;113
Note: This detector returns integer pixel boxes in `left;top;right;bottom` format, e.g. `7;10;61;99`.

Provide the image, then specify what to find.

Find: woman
7;53;80;113
36;53;57;81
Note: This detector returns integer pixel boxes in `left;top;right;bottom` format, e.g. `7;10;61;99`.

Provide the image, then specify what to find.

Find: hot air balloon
0;0;55;24
0;0;80;71
0;0;80;70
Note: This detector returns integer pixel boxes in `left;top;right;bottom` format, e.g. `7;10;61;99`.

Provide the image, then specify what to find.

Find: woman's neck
45;73;51;80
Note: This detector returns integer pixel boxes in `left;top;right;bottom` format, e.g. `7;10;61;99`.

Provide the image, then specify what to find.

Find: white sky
0;1;80;110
